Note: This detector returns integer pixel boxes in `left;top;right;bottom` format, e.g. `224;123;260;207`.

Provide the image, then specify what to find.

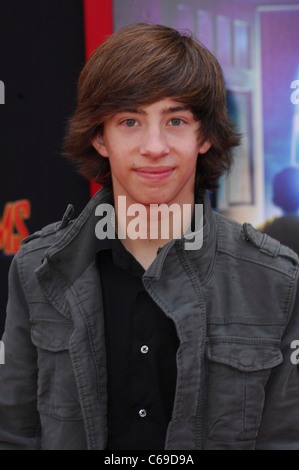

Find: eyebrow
118;105;191;115
161;105;191;114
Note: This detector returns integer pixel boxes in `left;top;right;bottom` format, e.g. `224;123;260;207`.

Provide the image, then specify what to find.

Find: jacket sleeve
256;276;299;449
0;253;41;449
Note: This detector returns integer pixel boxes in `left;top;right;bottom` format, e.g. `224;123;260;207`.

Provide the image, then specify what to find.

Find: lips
134;166;174;181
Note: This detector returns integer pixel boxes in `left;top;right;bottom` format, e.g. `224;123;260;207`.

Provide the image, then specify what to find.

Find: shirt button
140;345;149;354
139;409;147;418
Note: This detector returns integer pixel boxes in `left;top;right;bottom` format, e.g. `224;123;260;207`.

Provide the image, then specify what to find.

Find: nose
139;125;170;158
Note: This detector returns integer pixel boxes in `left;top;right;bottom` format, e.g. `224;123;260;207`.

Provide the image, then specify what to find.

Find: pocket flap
206;337;283;371
31;321;74;351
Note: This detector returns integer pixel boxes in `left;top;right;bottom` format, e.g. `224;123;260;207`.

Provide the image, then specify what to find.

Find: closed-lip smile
134;166;175;181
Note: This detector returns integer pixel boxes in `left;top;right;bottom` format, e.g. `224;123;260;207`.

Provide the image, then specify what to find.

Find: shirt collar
97;235;145;278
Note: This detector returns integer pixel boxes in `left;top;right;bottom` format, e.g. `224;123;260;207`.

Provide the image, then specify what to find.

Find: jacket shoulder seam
217;246;298;279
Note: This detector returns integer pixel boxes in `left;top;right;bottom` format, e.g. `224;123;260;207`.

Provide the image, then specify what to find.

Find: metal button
140;345;149;354
139;409;147;418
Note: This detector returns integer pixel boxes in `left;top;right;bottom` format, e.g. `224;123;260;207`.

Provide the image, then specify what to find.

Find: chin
136;189;174;206
138;196;172;207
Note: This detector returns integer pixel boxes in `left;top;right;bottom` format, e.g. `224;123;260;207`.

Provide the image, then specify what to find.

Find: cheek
107;152;128;179
182;151;199;180
184;146;199;167
102;140;120;164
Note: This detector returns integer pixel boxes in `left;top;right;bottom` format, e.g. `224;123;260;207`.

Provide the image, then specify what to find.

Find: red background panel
83;0;113;197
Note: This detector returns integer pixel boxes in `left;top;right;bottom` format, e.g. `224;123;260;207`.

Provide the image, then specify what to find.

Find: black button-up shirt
96;237;179;450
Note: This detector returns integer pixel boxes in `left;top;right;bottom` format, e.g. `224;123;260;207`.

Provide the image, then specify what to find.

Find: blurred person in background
260;166;299;254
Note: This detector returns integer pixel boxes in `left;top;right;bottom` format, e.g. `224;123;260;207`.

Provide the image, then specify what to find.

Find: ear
92;133;109;158
198;139;212;155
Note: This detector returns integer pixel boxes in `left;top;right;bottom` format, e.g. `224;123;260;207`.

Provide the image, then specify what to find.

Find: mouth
134;166;175;181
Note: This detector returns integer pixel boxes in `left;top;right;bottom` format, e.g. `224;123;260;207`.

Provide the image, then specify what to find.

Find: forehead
111;98;194;117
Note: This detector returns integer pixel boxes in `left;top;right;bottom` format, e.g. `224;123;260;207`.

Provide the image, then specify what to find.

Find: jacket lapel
35;188;114;449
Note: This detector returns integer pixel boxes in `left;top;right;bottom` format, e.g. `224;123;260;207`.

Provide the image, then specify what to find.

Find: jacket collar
144;191;217;283
187;191;217;282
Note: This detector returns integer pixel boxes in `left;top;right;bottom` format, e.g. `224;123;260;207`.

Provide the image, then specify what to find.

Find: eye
123;119;138;127
169;118;183;126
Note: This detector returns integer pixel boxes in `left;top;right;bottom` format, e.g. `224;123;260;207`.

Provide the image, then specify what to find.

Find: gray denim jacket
1;188;299;450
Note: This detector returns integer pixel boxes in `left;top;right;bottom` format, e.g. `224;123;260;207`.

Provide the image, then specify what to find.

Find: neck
114;194;195;270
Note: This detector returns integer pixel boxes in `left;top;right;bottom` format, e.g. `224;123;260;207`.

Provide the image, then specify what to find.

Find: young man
1;23;299;450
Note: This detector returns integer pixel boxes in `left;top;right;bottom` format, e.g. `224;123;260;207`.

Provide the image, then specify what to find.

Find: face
92;98;211;208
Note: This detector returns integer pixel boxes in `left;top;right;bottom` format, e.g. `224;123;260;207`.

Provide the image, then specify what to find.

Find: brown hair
64;23;240;190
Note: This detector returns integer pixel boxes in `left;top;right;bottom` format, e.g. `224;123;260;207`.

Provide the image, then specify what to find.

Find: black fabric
96;238;179;450
0;0;89;335
262;216;299;255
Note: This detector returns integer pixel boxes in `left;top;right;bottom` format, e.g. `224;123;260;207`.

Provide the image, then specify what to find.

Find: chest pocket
205;336;283;444
31;320;83;421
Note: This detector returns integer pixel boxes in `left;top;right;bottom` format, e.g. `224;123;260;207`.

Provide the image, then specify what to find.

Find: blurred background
1;0;299;335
